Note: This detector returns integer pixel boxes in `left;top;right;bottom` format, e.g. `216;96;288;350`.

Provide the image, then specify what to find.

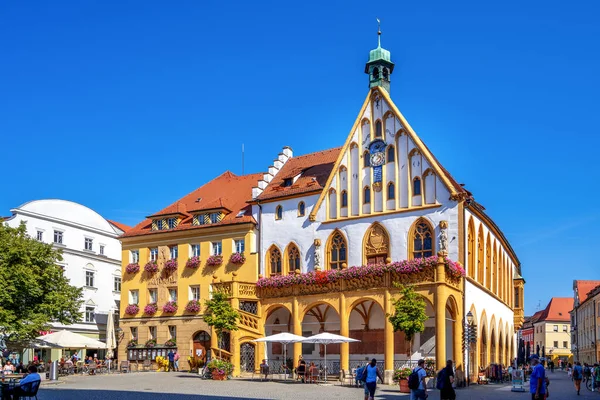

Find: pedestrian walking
174;350;180;372
573;361;583;395
359;358;383;400
436;359;456;400
408;359;428;400
529;355;546;400
167;349;175;372
594;363;600;392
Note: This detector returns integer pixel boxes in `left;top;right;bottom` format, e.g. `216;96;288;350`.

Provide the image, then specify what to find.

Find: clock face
370;152;385;167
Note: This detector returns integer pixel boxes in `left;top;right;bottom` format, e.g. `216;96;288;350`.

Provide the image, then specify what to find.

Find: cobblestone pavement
38;369;600;399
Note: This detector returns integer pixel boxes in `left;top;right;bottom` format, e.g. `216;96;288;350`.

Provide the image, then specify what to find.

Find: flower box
127;339;138;348
164;258;178;272
126;263;140;274
206;255;223;267
125;304;139;315
164;339;176;347
229;252;246;265
162;301;178;313
186;256;201;269
185;300;201;313
145;339;157;348
144;303;158;315
144;261;158;273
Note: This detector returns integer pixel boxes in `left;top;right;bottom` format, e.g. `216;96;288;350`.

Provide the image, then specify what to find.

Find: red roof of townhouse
575;280;600;304
255;147;342;202
108;220;131;233
538;297;574;322
121;171;262;238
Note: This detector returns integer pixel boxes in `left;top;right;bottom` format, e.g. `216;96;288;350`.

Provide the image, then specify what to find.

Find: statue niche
364;223;390;265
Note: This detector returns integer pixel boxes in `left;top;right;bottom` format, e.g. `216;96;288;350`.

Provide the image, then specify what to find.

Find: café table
0;375;24;400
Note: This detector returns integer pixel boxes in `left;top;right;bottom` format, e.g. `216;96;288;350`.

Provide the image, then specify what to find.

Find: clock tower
365;23;394;92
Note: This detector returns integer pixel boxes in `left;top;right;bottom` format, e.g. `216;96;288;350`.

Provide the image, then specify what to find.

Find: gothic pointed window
287;243;301;272
341;190;348;207
268;246;282;276
275;205;283;220
363;186;371;204
298;202;305;217
328;231;347;270
375;120;382;138
413;177;422;196
387;145;395;162
363;151;370;167
364;223;390;265
410;219;434;259
387;182;395;200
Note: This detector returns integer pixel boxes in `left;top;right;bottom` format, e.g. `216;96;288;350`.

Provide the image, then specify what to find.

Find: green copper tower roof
365;20;394;91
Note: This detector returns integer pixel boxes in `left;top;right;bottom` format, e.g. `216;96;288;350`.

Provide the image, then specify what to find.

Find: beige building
532;297;573;364
572;280;600;364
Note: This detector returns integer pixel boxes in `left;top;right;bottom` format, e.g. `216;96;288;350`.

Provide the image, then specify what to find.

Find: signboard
511;368;525;392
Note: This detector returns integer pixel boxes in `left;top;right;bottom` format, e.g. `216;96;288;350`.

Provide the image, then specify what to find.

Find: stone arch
326;229;348;270
467;217;475;278
301;301;340;322
302;302;341;362
485;233;492;290
479;311;489;368
264;305;293;364
363;222;390;265
477;225;484;285
489;315;497;364
408;217;435;260
467;304;479;381
348;298;388;360
492;240;498;295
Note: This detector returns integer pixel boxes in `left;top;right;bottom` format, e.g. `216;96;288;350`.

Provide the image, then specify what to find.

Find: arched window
372;67;379;79
387;145;395;162
492;242;498;296
363;186;371;204
298;202;305;217
375;120;382;138
275;205;283;220
383;68;389;79
410;219;434;259
364;223;390;265
341;190;348;207
287;243;300;272
387;182;395;200
413;177;422;196
328;231;347;270
363;151;370;167
485;233;491;290
468;217;475;278
268;246;282;276
477;226;484;285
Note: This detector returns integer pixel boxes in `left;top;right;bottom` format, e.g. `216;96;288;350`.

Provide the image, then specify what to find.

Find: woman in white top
3;361;15;374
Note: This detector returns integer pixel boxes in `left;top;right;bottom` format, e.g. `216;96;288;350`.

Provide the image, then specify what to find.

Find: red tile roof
108;220;131;233
255;147;342;201
538;297;574;322
121;171;262;238
575;280;600;304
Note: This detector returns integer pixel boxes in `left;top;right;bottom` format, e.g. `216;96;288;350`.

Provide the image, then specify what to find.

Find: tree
203;292;239;358
388;285;428;358
0;222;83;349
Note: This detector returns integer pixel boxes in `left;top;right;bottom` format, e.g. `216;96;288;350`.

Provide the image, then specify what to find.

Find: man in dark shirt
167;350;175;372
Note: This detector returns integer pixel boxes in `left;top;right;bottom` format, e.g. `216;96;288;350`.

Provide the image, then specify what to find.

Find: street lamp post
463;311;478;386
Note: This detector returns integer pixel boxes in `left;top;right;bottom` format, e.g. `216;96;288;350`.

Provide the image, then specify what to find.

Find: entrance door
193;331;211;362
240;343;255;372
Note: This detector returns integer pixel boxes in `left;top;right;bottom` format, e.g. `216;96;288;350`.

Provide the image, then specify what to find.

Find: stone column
231;332;240;376
453;309;463;383
435;253;447;371
339;293;349;374
292;297;302;364
384;289;394;384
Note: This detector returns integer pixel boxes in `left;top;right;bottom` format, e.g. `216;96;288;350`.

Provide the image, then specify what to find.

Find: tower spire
365;19;395;92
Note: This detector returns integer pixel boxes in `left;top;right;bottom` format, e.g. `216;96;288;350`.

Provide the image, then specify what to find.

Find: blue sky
1;1;599;315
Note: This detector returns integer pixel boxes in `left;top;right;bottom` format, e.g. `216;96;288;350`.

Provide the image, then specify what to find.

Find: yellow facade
118;223;259;375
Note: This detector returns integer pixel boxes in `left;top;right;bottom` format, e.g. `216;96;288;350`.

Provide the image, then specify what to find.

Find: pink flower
206;255;223;267
144;261;158;273
126;263;140;274
144;303;158;315
164;259;178;272
186;256;201;269
229;252;246;265
162;301;178;313
185;300;201;313
125;304;139;315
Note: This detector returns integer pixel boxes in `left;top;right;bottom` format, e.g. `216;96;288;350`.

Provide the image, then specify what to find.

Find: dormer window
209;213;220;224
283;178;293;187
167;218;177;229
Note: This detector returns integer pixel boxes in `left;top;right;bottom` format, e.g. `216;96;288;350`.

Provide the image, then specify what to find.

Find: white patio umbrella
36;330;107;349
253;333;306;379
105;312;117;371
300;332;359;382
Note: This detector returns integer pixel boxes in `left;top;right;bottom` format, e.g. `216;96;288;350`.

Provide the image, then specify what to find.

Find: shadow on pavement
40;388;266;399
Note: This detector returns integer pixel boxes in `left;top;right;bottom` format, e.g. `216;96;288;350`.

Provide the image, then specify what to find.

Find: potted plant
187;355;205;373
162;301;178;313
206;255;223;267
127;338;138;348
185;299;201;313
393;368;412;393
144;303;158;315
206;359;233;380
229;252;246;265
186;256;201;269
144;260;158;273
145;339;157;348
164;339;176;347
164;258;178;272
126;263;140;274
125;304;140;315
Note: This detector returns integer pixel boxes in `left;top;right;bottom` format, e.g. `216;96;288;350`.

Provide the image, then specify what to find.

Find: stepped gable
255;147;342;201
122;171;263;238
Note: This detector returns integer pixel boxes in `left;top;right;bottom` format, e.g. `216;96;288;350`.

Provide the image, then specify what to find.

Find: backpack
408;367;423;390
573;367;582;380
436;369;446;390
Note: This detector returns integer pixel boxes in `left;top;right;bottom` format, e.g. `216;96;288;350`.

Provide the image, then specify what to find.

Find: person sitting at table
3;361;15;374
3;365;40;400
14;362;26;374
259;359;269;381
308;362;318;384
